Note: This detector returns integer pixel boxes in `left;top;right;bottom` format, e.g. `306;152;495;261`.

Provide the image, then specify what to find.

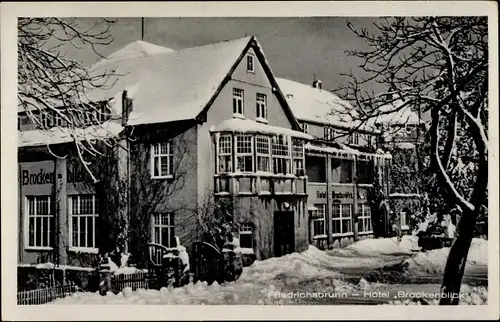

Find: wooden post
352;156;359;242
55;157;68;266
326;155;333;248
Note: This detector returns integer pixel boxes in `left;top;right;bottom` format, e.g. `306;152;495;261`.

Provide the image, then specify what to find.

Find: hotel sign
316;190;354;199
21;166;88;185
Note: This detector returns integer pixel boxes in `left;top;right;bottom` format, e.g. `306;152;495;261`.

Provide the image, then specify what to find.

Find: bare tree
335;17;488;304
18;17;119;183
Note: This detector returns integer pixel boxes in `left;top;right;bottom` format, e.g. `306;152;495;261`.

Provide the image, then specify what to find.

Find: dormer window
246;54;255;73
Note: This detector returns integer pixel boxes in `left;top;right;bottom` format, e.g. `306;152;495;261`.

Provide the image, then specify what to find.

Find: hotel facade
17;36;406;268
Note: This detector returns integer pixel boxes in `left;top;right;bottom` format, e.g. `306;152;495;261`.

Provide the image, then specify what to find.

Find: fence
111;272;151;293
17;284;79;305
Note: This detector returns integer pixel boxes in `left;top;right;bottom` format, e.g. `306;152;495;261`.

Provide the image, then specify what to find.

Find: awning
305;142;392;162
210;118;313;140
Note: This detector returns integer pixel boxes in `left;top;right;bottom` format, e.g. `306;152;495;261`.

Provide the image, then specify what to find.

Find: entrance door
274;211;295;257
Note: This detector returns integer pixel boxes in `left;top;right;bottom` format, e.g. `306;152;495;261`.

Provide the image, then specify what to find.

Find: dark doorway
274;211;295;257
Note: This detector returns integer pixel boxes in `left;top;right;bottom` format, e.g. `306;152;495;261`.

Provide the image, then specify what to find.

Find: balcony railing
214;173;307;196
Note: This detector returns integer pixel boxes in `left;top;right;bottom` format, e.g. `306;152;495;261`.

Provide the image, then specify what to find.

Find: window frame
233;88;245;116
332;203;353;236
151;212;175;248
246;54;255;73
235;135;254;173
150;142;174;179
217;134;233;174
25;195;54;250
68;194;98;253
256;136;271;173
324;127;335;141
256;93;267;120
292;139;305;175
312;204;327;238
357;203;373;234
238;223;254;249
271;135;291;174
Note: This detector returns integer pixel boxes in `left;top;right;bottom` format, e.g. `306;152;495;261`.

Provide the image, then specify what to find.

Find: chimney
312;79;322;90
121;90;132;126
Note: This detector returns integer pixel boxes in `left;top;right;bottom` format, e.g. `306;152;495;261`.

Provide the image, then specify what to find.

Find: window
239;223;253;248
312;204;326;237
356;160;374;184
349;132;360;145
256;93;267;119
218;135;232;173
324;127;335;141
26;196;54;248
357;204;372;233
306;155;326;183
152;213;175;248
272;135;290;174
246;54;255;73
331;158;353;183
151;142;174;178
292;139;304;175
41;110;63;128
236;135;253;172
256;136;271;172
233;88;244;115
332;204;353;235
69;195;98;250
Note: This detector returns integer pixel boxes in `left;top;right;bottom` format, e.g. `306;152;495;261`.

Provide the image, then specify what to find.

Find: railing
17;284;79;305
214;173;307;196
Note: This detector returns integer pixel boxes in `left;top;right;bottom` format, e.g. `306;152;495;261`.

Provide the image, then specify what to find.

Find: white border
2;1;498;321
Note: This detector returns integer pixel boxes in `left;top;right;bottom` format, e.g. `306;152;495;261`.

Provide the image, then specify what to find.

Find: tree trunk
439;207;478;305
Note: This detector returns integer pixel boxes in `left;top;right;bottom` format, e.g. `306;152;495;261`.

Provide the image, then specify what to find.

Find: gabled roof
87;37;300;129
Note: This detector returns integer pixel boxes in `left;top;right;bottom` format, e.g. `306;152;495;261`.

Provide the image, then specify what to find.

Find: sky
66;17;380;93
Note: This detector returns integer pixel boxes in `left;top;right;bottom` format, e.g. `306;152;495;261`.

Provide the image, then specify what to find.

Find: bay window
292;139;304;175
69;195;98;250
272;135;290;174
236;135;253;172
218;135;232;173
256;136;271;172
151;142;174;178
332;204;353;235
26;195;54;248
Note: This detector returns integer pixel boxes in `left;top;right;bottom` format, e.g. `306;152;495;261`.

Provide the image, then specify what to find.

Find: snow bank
329;236;419;257
404;238;487;276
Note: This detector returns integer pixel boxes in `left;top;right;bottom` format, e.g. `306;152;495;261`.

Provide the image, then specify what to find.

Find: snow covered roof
277;78;421;130
87;37;257;126
92;40;175;68
366;99;421;126
305;142;392;160
210;118;313;140
18;120;123;147
276;78;360;130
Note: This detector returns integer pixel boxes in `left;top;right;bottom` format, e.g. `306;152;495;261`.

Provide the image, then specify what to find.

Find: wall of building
197;45;296;202
231;195;308;260
18;147;103;268
128;122;199;261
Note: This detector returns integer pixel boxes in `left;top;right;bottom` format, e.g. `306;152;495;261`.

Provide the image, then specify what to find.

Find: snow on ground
327;235;419;257
404;238;487;276
50;238;488;305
